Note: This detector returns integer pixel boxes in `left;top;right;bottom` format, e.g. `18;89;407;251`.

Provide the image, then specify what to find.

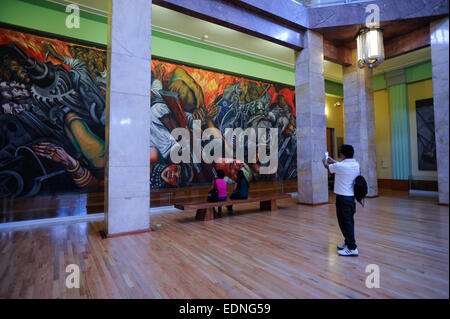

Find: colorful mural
150;59;297;189
0;26;297;198
0;27;106;198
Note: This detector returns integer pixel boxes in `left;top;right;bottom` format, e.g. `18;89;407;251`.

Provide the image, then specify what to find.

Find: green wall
0;0;296;85
1;0;353;89
373;74;387;91
374;61;432;92
406;61;432;84
152;30;295;85
324;79;343;97
0;0;108;44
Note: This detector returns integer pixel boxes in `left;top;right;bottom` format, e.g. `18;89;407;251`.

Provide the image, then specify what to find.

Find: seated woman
210;169;228;217
227;170;250;213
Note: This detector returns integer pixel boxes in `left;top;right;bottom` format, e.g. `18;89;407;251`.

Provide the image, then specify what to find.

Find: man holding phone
323;144;360;256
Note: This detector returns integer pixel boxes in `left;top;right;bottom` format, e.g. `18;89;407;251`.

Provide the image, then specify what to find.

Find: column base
103;228;152;238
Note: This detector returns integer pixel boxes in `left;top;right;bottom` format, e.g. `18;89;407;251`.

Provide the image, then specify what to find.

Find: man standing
323;144;360;256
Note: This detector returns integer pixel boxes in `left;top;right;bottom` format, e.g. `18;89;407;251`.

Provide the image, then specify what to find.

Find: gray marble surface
431;17;449;205
309;0;449;29
154;0;304;49
343;50;378;197
106;0;152;235
295;30;328;204
230;0;309;29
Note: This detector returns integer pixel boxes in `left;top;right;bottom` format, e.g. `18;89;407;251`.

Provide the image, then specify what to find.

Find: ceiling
46;0;432;82
372;46;431;75
48;0;296;67
151;5;295;68
314;16;438;49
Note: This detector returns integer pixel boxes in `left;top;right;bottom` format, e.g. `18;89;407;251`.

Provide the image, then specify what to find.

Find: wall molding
152;25;295;69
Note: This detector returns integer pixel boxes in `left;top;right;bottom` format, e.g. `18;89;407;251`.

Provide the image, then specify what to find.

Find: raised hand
154;64;166;82
41;42;63;61
32;142;78;169
193;106;207;122
206;103;219;118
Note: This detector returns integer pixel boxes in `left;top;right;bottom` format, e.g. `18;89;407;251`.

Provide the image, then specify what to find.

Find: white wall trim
46;0;108;16
152;25;295;69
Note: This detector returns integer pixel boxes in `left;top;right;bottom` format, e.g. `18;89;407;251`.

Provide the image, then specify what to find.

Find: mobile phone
325;152;329;159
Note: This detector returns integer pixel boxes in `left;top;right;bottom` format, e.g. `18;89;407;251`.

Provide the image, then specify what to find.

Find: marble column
430;17;449;205
343;50;378;197
105;0;152;235
295;30;328;205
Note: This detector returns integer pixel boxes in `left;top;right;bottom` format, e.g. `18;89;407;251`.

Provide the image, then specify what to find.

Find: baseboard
411;180;439;192
391;180;409;191
378;178;408;191
377;179;392;189
378;179;438;192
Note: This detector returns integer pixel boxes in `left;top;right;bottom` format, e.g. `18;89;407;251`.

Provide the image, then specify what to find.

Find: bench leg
195;208;214;221
260;200;277;211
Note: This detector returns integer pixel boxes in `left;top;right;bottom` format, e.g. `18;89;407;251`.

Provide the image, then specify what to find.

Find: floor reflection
0;192;104;223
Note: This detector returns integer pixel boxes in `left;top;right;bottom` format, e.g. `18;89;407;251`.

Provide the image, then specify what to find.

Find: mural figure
0;27;296;198
149;59;297;189
0;28;106;198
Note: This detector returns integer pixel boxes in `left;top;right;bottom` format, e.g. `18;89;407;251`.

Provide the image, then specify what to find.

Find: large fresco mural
0;26;297;198
150;59;297;189
0;27;106;199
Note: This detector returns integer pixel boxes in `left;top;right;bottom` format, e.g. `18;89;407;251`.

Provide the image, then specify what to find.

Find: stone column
430;17;449;205
105;0;152;235
343;50;378;197
295;30;328;205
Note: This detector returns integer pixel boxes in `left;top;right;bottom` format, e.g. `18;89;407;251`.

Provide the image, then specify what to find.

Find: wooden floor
0;180;298;222
0;190;448;298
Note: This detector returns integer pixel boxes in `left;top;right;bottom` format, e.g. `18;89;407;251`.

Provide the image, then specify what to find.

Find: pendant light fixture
356;27;385;69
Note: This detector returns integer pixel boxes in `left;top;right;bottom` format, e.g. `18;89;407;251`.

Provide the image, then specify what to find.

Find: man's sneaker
338;247;359;256
337;243;346;250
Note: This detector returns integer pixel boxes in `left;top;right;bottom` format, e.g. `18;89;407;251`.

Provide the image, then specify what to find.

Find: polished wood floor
0;190;448;298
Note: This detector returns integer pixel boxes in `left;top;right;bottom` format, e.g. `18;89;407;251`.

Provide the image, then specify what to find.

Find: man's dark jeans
336;195;357;250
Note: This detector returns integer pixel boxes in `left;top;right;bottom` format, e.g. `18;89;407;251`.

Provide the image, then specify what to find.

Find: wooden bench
174;193;292;221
